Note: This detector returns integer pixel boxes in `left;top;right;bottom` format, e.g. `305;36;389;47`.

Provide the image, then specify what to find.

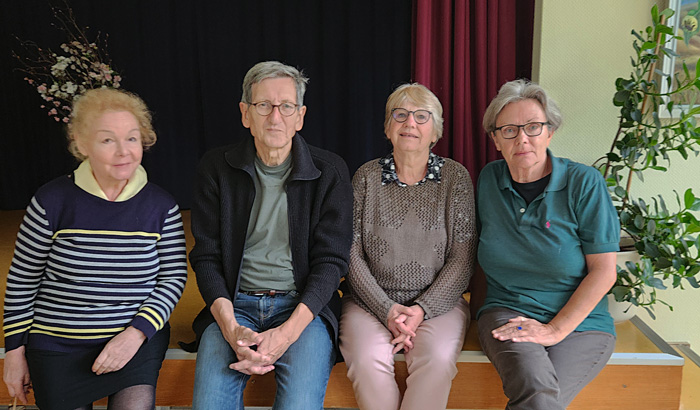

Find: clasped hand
491;316;565;346
226;324;293;375
387;304;424;354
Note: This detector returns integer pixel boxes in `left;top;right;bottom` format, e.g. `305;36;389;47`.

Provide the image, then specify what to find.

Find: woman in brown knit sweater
339;83;477;410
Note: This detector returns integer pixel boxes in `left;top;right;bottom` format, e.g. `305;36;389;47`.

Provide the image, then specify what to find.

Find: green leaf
607;152;621;162
687;276;700;288
611;286;631;302
644;242;660;257
691;196;700;211
659;196;669;215
641;41;656;50
648;277;667;289
656;257;672;268
614;186;627;198
646;308;657;320
630;109;642;122
653;111;661;130
685;106;700;117
660;7;675;20
634;214;644;229
651;4;659;23
647;219;656;235
614;90;630;104
685;188;694;209
657;25;674;35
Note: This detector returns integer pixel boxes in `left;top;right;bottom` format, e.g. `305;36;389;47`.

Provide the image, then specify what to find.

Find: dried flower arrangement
12;3;122;123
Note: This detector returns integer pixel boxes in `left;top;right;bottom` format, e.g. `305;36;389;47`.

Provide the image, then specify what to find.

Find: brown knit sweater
347;157;477;324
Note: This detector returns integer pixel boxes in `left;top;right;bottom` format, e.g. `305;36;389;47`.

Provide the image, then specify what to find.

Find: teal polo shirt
476;150;619;335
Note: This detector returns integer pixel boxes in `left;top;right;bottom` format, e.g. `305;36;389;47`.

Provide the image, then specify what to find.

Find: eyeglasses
391;108;432;124
249;101;299;116
494;122;550;139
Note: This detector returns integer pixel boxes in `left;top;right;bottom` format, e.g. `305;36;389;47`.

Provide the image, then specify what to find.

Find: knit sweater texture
3;174;187;353
347;157;477;323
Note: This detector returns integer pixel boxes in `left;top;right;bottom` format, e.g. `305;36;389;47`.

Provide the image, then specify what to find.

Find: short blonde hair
384;83;444;147
67;88;157;160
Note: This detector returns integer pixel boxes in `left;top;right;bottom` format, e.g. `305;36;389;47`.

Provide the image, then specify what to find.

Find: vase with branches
12;3;122;124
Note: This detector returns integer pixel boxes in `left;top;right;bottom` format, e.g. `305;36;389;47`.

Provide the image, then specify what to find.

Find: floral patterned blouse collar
379;151;445;187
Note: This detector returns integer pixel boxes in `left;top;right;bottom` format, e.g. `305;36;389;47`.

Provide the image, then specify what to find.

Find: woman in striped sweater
2;88;187;410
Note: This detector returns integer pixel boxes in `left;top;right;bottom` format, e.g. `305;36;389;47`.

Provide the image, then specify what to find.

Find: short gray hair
384;83;444;147
241;61;309;106
482;79;563;134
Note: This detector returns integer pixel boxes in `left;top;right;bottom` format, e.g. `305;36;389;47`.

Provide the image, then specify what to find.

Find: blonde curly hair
67;88;156;160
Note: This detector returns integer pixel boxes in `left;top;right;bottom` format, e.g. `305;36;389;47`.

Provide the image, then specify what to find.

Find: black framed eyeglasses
249;101;299;116
494;122;550;139
391;108;432;124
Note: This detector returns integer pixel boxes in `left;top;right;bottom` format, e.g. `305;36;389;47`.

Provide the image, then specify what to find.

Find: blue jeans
192;292;335;410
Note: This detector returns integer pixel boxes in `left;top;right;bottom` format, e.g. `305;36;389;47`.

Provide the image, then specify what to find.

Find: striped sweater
3;173;187;353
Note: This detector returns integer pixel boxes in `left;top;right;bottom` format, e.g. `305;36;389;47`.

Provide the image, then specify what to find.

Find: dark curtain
412;0;535;183
0;1;412;209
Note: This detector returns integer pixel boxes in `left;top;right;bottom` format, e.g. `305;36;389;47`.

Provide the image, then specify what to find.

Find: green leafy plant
597;5;700;318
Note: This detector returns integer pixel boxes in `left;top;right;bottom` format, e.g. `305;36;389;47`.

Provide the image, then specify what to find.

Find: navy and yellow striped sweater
3;174;187;353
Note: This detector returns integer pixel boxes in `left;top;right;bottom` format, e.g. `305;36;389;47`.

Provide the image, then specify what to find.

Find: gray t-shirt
239;154;296;292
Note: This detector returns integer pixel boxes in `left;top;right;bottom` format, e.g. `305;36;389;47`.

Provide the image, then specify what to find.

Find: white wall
535;0;700;348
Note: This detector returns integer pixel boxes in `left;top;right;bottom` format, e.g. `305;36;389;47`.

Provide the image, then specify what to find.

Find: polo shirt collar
497;149;567;192
73;159;148;201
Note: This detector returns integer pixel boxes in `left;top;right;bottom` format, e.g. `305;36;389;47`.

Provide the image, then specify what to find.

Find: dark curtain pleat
412;0;535;184
0;0;412;209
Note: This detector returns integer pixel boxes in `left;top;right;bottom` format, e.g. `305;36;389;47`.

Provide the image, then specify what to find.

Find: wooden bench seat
0;210;685;409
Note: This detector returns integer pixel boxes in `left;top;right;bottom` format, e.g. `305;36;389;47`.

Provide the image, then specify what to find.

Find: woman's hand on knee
491;316;565;346
3;346;31;404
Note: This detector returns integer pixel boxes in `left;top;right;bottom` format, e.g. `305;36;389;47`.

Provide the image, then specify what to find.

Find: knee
344;347;394;373
407;348;459;381
499;361;560;405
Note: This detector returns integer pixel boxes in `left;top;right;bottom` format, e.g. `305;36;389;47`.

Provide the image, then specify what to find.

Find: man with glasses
189;61;353;409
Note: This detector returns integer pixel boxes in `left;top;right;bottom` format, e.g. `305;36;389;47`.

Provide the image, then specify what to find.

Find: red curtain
412;0;535;182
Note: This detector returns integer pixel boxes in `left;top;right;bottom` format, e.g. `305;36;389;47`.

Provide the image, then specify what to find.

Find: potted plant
597;4;700;319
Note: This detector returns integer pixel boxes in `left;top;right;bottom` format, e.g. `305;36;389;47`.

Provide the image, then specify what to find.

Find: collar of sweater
74;160;148;201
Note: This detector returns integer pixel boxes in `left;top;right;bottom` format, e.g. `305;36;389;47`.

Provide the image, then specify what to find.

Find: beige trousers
339;297;469;410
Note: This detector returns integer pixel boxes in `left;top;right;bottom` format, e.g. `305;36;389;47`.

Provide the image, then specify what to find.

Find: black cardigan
188;133;353;350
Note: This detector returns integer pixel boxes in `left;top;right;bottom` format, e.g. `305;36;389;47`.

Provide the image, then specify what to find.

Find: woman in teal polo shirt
476;79;619;410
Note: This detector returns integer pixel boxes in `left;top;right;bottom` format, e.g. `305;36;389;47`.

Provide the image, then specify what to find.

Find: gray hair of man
241;61;310;107
482;79;563;135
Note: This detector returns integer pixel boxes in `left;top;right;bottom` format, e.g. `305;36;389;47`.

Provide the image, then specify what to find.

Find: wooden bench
0;210;685;409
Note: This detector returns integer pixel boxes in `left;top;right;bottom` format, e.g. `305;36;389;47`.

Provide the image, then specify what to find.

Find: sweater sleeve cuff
4;332;28;352
414;300;434;320
130;315;158;340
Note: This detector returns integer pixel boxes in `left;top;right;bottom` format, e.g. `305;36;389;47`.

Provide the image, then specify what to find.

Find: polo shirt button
519;208;525;213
